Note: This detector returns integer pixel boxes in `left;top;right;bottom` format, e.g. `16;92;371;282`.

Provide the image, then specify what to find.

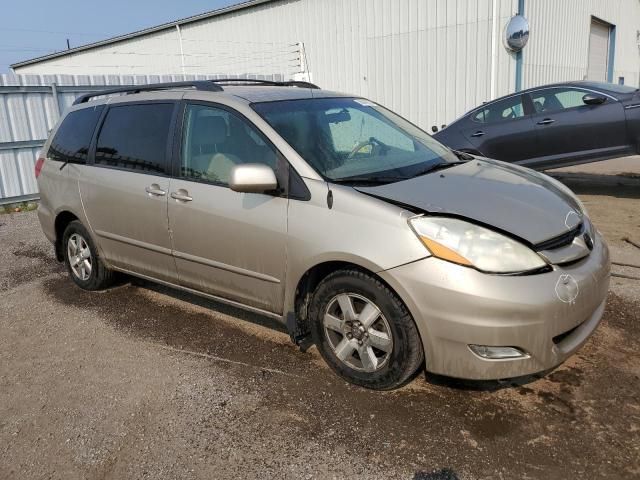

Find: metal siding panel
11;0;640;130
521;0;639;89
0;73;262;202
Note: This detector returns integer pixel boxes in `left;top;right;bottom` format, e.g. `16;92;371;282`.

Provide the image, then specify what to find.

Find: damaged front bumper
379;232;610;380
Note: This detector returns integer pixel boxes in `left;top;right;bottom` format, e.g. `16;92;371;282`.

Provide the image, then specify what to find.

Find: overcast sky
1;0;242;73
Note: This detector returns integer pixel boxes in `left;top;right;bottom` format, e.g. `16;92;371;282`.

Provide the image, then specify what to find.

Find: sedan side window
472;96;525;124
531;88;591;113
181;104;278;185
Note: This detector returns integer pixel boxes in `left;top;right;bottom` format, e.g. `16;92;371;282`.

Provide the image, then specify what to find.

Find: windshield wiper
453;150;476;160
331;175;408;185
411;160;467;177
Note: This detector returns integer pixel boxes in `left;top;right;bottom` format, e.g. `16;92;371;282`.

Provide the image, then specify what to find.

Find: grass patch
0;201;38;215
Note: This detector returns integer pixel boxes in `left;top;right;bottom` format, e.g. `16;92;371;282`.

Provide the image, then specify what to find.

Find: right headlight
409;216;548;274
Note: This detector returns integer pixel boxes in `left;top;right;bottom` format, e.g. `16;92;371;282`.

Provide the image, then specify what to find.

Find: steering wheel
347;137;388;160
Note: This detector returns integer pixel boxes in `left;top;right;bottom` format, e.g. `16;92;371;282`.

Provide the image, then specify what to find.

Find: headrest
193;115;227;145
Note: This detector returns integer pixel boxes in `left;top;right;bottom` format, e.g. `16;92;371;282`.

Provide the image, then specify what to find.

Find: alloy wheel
323;293;393;372
67;233;92;281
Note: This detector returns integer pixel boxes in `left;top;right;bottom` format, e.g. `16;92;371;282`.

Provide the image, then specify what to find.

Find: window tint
472;96;525;123
95;103;174;174
531;88;591;113
48;106;104;165
181;104;278;185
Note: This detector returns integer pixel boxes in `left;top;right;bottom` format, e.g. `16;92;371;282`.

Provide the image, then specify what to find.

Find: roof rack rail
73;80;223;105
72;78;321;105
209;78;320;89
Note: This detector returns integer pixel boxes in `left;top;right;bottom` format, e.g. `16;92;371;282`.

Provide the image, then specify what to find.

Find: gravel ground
0;175;639;479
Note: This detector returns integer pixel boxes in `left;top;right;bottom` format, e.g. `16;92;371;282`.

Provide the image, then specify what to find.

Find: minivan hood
355;159;583;246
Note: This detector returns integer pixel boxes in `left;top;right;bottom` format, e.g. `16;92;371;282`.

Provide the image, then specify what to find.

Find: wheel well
293;261;381;338
54;211;78;261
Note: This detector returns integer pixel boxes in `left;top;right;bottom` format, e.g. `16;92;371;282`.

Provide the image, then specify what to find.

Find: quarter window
48;106;104;165
180;104;278;186
531;88;593;113
95;103;174;174
473;96;525;123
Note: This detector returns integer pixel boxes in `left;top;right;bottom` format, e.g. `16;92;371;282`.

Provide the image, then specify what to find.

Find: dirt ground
0;171;639;479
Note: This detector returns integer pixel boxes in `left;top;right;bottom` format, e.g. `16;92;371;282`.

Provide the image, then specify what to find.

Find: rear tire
309;269;424;390
62;220;114;290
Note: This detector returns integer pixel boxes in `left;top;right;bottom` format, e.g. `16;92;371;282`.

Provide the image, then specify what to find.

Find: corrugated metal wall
11;0;640;129
523;0;640;89
14;0;519;130
0;73;283;203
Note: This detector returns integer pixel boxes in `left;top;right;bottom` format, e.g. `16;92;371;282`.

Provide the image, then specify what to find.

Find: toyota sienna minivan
36;79;610;390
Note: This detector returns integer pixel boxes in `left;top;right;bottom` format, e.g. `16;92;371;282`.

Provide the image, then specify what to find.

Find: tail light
35;152;45;179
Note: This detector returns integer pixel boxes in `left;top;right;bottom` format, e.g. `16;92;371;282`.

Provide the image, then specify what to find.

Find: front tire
63;220;114;290
309;269;424;390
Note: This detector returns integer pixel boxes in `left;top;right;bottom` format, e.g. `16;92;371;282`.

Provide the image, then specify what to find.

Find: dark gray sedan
433;81;640;169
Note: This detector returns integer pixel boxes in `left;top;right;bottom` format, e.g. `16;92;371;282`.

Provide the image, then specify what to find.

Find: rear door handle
170;191;193;202
537;118;555;125
145;184;166;196
470;130;485;137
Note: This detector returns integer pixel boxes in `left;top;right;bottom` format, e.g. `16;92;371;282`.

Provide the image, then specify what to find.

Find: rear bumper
379;232;610;380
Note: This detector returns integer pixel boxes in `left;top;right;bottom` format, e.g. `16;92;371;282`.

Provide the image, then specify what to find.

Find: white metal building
11;0;640;129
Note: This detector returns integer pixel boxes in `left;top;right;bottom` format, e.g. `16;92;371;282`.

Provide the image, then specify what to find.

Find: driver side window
181;104;278;186
530;88;590;113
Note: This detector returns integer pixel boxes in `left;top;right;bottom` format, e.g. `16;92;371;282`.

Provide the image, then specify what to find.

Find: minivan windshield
253;97;459;184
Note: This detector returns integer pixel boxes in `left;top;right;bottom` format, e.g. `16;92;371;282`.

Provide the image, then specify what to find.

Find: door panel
168;181;287;312
461;95;538;162
80;168;176;281
168;102;288;313
526;87;629;168
80;102;177;282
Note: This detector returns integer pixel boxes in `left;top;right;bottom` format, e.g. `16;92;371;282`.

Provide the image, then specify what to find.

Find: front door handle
470;130;485;137
145;184;166;196
170;190;193;202
537;118;555;125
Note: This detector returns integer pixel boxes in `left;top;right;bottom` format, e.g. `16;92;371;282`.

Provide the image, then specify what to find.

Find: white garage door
586;19;610;82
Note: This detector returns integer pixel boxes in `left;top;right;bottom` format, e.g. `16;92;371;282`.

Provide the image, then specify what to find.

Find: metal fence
0;72;283;204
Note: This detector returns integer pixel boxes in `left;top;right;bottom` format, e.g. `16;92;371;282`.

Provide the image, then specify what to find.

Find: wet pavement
1;181;639;479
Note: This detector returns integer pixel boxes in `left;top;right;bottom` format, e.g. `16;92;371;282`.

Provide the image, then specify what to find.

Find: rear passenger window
48;106;104;165
472;96;525;123
95;103;174;174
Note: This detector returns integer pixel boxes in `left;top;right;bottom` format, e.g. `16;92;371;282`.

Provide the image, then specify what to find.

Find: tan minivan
36;80;610;390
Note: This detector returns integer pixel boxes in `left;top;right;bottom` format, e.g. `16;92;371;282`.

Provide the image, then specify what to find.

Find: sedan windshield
252;97;459;184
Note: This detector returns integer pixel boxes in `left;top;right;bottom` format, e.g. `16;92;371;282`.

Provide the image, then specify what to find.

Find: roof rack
73;80;222;105
73;78;321;105
208;78;321;89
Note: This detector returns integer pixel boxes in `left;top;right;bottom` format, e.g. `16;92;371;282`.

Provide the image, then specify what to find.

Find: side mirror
229;164;278;194
582;93;606;105
431;126;439;133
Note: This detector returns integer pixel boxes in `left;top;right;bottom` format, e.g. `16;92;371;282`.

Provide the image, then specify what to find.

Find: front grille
535;223;583;251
